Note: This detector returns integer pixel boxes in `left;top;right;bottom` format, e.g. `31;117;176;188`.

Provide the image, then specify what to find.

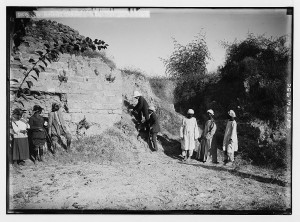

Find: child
180;109;200;162
223;110;238;166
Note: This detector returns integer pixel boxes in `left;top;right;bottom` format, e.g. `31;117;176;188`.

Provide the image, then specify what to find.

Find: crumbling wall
10;53;122;136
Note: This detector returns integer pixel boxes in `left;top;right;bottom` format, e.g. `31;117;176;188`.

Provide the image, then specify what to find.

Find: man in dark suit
147;105;161;151
131;91;149;125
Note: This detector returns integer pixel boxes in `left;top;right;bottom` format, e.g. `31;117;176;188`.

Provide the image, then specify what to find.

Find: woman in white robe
180;109;200;162
223;110;238;165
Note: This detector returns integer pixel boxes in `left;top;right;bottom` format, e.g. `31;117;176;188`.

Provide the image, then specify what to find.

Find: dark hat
12;108;25;116
33;105;43;112
52;102;60;111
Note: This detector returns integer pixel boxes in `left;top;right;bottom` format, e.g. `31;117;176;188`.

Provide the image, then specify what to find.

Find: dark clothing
13;138;29;161
133;96;149;122
147;112;161;133
150;132;158;151
29;114;46;146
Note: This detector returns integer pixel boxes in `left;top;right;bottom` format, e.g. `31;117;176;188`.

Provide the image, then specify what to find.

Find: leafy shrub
121;67;147;79
149;76;175;103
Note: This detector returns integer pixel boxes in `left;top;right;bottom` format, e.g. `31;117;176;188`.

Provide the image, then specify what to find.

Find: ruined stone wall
10;53;122;136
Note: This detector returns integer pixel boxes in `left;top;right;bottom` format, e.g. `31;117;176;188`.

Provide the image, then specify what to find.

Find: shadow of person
157;134;182;160
182;162;288;187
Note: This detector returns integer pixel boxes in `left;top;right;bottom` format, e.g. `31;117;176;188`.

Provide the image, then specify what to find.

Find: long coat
48;109;68;136
180;117;200;151
223;120;238;152
196;119;216;161
29;113;46;146
133;96;149;121
148;112;161;133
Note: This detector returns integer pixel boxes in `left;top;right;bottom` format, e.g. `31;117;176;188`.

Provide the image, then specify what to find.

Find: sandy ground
8;148;291;212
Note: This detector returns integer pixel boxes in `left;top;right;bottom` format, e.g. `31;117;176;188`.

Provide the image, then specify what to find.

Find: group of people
10;102;71;168
180;108;238;166
130;90;238;166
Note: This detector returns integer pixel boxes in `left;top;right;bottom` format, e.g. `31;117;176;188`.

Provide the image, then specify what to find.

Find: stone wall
10;53;122;136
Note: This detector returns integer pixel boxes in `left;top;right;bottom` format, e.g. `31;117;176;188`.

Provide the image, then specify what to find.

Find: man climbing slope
130;91;150;126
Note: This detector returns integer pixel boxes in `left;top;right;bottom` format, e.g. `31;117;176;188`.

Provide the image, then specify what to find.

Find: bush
149;76;175;103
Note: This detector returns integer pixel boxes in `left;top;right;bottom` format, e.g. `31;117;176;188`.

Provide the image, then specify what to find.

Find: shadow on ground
179;162;288;187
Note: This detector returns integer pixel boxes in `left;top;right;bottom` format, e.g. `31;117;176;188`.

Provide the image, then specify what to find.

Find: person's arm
194;119;200;140
134;97;143;112
48;113;53;135
11;121;20;134
206;121;216;139
180;118;184;139
229;121;237;142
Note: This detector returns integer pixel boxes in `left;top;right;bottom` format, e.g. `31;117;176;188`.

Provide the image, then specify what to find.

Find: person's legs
182;150;187;161
51;135;59;154
39;145;44;162
187;150;193;162
223;150;228;165
65;132;72;152
151;132;158;151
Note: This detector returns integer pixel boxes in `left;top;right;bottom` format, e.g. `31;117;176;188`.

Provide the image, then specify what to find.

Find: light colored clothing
180;117;200;151
196;119;216;161
222;120;238;152
48;109;68;136
11;119;30;138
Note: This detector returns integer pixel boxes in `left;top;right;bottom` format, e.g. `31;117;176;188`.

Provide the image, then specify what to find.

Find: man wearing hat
29;105;46;162
223;110;238;166
131;91;150;125
196;109;217;163
180;109;200;162
48;103;72;153
147;105;161;151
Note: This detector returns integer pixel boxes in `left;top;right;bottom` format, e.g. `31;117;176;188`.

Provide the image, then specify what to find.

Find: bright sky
51;8;291;76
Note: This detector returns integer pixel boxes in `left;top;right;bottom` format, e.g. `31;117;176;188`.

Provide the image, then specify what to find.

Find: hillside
8;19;291;212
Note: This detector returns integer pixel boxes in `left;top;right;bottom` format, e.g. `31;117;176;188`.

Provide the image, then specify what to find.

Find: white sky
52;8;291;76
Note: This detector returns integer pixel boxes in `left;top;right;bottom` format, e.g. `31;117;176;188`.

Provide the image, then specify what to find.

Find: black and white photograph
5;1;295;215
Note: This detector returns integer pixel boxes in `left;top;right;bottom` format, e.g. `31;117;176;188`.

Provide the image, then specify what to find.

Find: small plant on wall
58;70;68;85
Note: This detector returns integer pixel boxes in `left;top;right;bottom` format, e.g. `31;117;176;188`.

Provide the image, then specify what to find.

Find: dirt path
8;149;290;212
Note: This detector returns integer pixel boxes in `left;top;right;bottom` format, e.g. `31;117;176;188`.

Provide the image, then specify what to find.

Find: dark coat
148;112;161;133
134;96;149;121
29;114;45;140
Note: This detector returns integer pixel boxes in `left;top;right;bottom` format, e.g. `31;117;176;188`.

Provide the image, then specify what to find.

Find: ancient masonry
10;52;122;136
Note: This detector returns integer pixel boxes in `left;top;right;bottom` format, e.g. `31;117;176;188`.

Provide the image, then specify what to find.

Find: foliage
149;76;175;103
162;34;211;80
10;18;109;108
218;34;290;125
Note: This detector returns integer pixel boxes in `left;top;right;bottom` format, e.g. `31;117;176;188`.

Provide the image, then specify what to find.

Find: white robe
180;117;199;151
223;120;238;152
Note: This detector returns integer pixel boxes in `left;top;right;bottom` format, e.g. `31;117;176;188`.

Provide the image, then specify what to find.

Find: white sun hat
228;110;236;117
133;91;142;98
148;105;156;112
207;109;214;115
187;109;194;115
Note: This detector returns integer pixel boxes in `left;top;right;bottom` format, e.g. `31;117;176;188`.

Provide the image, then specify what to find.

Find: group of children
180;108;238;166
10;103;71;168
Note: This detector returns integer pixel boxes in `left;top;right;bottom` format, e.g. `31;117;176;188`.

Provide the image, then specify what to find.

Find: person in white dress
223;110;238;166
180;109;200;162
11;108;30;167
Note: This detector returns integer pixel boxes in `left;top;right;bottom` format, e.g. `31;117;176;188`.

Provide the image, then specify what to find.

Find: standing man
131;91;149;125
223;110;238;166
29;105;46;162
48;103;72;153
180;109;200;162
197;109;217;163
147;105;161;152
